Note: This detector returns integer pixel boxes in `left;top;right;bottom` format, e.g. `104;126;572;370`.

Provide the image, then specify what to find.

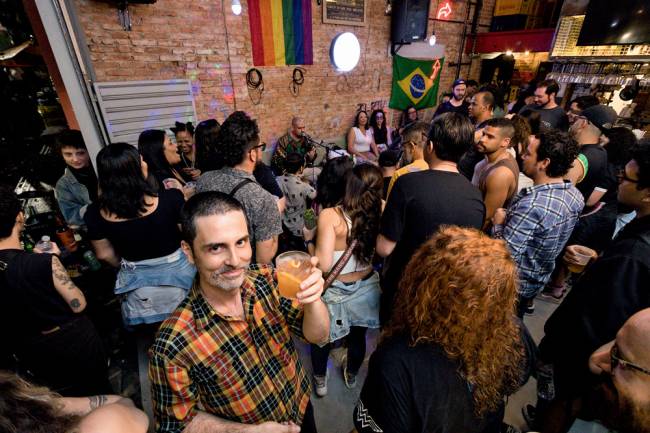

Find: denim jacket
321;271;381;342
115;249;196;295
55;168;91;226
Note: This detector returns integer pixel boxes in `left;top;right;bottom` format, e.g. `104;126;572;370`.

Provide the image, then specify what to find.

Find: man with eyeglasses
587;308;650;433
526;141;650;432
197;111;283;264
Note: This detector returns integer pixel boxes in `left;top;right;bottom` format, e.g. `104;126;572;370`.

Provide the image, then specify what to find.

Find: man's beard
587;375;650;433
208;265;248;291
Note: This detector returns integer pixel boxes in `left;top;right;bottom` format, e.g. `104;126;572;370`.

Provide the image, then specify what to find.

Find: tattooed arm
59;395;149;433
59;394;125;415
51;255;87;313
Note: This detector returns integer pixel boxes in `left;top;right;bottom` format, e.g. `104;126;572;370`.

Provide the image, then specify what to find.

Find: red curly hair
383;226;524;416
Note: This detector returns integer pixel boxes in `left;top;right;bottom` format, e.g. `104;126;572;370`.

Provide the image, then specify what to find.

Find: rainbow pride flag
248;0;313;66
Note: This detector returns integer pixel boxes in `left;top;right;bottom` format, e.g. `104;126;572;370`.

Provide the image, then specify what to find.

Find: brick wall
73;0;495;144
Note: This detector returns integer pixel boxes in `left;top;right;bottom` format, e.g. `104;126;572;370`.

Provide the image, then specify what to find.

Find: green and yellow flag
389;55;444;110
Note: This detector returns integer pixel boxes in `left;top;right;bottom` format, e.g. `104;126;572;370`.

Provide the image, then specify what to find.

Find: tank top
0;250;77;337
352;127;372;153
332;208;372;275
478;155;520;207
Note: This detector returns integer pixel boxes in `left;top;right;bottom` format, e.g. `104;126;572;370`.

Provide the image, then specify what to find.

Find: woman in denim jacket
84;143;195;328
304;164;383;397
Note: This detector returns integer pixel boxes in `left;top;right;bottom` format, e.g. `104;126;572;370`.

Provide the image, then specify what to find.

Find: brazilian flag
389;55;444;110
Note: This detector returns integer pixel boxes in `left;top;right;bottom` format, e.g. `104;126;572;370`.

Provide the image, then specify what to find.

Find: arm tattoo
52;257;75;289
70;298;81;309
88;395;108;410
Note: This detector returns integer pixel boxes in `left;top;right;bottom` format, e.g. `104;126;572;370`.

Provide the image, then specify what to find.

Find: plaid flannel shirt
149;264;310;433
493;181;584;298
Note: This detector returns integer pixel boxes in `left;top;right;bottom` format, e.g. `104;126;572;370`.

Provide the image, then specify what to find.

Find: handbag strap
323;239;358;290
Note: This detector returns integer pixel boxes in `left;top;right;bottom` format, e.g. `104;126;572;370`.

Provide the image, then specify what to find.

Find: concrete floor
296;296;613;433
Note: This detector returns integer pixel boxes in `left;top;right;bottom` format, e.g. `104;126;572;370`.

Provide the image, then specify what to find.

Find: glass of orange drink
275;251;312;299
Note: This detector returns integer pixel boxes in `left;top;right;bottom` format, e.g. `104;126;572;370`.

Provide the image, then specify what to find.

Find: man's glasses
611;344;650;376
251;142;266;152
616;170;639;184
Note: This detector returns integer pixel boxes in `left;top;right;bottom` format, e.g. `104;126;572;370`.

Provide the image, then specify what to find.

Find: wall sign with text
323;0;367;27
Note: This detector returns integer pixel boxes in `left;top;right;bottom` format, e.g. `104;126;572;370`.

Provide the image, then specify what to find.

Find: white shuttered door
93;79;197;145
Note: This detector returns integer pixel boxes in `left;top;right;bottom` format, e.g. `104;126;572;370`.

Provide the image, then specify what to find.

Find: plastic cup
565;246;593;273
275;251;312;299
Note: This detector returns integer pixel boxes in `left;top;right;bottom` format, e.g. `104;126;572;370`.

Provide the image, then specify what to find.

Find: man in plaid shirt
492;130;584;317
149;191;329;433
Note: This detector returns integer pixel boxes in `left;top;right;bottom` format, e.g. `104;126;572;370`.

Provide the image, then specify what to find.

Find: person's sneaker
524;300;535;315
343;365;356;389
313;373;328;397
522;404;536;429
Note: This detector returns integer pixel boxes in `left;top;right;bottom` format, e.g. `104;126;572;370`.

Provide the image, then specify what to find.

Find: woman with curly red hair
353;226;526;433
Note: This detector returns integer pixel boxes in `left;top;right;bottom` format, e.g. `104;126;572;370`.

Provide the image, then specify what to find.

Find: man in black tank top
0;186;110;396
472;118;520;230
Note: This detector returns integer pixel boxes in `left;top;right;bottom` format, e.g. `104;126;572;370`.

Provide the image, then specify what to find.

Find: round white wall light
232;0;242;15
330;32;361;72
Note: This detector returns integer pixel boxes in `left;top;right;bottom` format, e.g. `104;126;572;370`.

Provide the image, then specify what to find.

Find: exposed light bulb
385;1;392;15
231;0;242;15
524;50;530;55
506;50;513;56
428;34;437;46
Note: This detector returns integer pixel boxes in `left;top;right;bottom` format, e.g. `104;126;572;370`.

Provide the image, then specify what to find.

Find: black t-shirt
577;144;611;203
353;335;502;433
518;104;569;131
382;176;391;200
0;250;76;337
433;100;470;118
539;215;650;395
254;164;284;199
85;188;184;261
381;170;485;302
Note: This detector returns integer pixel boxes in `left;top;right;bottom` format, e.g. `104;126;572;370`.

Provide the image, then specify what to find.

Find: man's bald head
291;117;306;137
618;308;650;367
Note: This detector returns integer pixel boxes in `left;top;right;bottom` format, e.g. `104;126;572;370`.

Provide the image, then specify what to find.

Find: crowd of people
1;77;649;433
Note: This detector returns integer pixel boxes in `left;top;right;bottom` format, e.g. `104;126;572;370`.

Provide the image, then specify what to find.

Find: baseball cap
452;79;466;89
581;105;617;131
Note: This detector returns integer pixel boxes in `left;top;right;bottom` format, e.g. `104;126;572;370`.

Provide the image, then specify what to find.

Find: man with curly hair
196;111;283;264
354;227;527;433
492;131;584;317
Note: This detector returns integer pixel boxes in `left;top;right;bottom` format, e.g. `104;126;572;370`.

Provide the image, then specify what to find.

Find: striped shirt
149;264;310;433
493;181;584;298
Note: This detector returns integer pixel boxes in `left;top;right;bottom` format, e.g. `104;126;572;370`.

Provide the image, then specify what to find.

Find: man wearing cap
433;79;470;119
542;103;620;299
518;79;569;131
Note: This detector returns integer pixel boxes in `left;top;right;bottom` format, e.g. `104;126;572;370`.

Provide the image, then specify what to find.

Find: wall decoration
390;55;444;110
323;0;367;27
248;0;313;66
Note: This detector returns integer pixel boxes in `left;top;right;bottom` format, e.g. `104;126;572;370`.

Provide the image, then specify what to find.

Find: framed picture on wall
323;0;367;27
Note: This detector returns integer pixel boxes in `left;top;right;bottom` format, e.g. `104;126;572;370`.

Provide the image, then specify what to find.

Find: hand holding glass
275;251;313;299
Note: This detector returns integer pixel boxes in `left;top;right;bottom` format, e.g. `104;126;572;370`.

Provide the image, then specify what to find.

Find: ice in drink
275;251;311;299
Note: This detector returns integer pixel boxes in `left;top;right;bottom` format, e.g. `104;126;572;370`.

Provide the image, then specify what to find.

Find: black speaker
391;0;431;44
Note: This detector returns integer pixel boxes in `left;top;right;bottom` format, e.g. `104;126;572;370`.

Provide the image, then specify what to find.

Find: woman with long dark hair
138;129;185;189
84;143;195;327
170;121;200;181
304;163;383;397
347;111;379;163
193;118;221;172
369;109;392;153
0;371;148;433
314;156;354;212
